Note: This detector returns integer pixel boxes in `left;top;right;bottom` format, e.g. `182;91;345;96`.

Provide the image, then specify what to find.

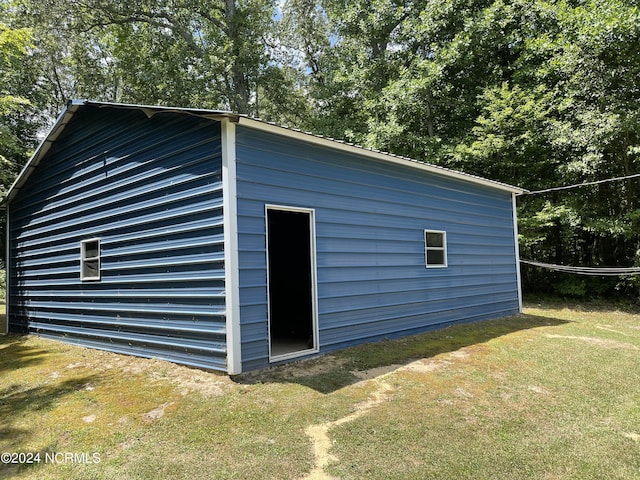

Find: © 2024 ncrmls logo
1;451;101;464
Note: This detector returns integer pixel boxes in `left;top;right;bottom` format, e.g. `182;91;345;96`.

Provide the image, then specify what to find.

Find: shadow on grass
0;373;102;478
0;333;104;478
0;334;51;376
236;313;570;394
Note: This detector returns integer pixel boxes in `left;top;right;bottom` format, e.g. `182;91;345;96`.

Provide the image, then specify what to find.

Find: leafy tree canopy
2;0;640;296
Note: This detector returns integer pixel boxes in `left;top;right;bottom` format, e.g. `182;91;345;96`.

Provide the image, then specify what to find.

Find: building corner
221;118;242;374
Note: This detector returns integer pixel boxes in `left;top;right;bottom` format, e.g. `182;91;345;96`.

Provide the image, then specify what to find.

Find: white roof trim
3;102;81;205
236;117;525;194
2;100;525;206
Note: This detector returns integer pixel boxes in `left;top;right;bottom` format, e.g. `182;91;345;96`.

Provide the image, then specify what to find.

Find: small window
425;230;447;268
81;238;101;281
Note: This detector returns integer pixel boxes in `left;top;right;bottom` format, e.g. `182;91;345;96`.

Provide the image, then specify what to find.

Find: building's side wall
235;127;520;371
8;107;227;370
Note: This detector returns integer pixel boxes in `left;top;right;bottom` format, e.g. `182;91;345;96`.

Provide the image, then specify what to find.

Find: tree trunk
225;0;250;114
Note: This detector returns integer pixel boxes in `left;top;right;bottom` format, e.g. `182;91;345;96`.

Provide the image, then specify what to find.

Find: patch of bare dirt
146;363;236;397
545;334;638;350
142;402;174;422
301;380;395;480
351;364;402;380
73;348;237;397
250;355;350;381
449;349;472;359
299;345;482;478
528;385;551;395
399;358;451;374
595;325;630;336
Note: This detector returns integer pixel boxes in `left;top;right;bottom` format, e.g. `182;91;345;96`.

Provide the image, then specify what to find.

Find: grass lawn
1;300;639;479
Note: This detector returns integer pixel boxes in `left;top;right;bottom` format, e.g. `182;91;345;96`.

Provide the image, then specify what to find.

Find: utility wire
518;174;640;275
520;259;640;276
518;172;640;196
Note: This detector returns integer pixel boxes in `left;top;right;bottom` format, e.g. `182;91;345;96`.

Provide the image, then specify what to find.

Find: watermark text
1;451;101;465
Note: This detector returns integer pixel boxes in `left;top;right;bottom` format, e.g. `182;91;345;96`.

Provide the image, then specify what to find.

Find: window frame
424;230;448;268
80;238;101;281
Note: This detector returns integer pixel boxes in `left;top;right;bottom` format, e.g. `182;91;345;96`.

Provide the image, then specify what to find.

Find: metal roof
3;99;525;205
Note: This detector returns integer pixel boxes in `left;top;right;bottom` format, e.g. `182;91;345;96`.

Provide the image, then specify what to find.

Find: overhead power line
520;259;640;276
518;174;640;276
518;173;640;196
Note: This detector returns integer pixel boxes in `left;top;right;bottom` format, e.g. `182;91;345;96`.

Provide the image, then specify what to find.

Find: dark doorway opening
266;207;316;359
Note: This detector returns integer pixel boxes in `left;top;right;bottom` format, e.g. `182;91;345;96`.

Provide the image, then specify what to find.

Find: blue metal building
3;101;524;374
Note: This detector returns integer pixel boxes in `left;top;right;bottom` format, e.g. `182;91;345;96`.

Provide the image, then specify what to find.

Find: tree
446;0;640;296
4;0;640;297
12;0;309;117
0;21;35;195
290;0;640;297
0;19;44;265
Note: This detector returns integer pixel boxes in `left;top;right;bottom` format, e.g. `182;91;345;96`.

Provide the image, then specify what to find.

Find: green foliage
452;83;557;188
0;17;44;265
553;278;587;297
11;0;289;116
0;22;33;193
2;0;640;297
291;0;640;297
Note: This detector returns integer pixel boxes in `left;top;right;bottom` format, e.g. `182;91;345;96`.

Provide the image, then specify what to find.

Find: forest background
1;0;639;298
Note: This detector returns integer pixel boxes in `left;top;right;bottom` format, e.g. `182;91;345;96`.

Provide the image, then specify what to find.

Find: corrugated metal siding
8;107;227;370
235;127;520;371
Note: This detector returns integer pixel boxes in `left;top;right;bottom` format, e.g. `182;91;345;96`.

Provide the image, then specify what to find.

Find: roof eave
2;100;82;207
1;100;526;208
84;100;238;122
1;100;240;207
236;117;526;195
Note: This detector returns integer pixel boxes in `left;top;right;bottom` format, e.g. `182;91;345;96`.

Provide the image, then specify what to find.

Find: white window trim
81;238;101;281
425;229;448;268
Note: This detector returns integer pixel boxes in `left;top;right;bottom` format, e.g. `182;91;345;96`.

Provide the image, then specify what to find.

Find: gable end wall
8;107;227;370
